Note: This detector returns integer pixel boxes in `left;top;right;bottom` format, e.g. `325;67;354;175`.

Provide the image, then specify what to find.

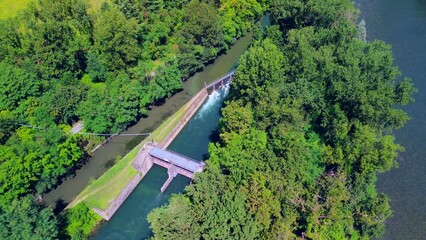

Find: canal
356;0;426;239
44;30;254;209
91;84;230;239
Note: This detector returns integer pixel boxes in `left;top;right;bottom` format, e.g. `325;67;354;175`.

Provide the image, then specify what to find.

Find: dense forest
0;0;265;238
147;0;416;239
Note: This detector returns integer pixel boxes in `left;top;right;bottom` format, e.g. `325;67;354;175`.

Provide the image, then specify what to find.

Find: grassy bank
0;0;32;19
69;99;190;210
0;0;105;19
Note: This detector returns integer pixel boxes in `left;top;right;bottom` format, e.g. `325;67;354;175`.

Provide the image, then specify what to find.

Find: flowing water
92;85;230;239
356;0;426;239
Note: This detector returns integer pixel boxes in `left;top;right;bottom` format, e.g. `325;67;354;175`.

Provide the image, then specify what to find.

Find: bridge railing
162;148;199;163
205;70;236;90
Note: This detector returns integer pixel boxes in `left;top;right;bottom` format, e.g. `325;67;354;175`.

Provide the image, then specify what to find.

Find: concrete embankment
92;88;208;220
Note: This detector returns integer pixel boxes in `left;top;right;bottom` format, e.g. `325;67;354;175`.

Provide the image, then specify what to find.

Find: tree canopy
0;0;265;239
148;0;415;239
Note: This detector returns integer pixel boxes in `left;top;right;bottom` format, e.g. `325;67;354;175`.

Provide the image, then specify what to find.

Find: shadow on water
208;129;221;143
103;158;116;168
53;199;67;215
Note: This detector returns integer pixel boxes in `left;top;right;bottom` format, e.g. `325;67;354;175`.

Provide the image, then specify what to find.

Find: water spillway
92;84;230;240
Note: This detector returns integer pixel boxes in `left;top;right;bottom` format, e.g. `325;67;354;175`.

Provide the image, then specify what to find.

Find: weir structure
93;71;235;220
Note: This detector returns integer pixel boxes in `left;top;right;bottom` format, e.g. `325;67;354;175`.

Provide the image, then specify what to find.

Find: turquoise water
92;86;230;239
91;166;189;240
167;85;230;160
356;0;426;238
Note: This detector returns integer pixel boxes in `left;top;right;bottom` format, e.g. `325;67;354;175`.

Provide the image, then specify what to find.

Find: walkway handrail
161;148;200;164
205;70;236;90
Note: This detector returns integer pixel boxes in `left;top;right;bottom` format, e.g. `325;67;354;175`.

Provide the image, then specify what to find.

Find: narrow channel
91;84;230;239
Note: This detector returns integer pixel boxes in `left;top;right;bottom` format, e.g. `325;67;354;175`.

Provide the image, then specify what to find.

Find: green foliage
270;0;357;31
93;6;140;71
64;203;102;239
0;196;58;240
42;84;88;124
231;39;284;104
0;62;41;111
148;195;200;239
220;0;263;45
0;0;266;237
0;125;84;203
77;72;144;133
149;0;415;239
26;0;91;79
86;51;107;83
177;0;225;77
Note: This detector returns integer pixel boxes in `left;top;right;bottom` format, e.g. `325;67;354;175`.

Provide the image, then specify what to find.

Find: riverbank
356;1;426;238
92;78;231;240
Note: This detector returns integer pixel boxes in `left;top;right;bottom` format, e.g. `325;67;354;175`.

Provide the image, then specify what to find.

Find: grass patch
81;74;106;90
63;203;103;239
0;0;107;20
0;0;32;19
86;0;111;12
69;99;190;210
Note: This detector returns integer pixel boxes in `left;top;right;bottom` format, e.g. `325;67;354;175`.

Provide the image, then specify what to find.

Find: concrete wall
160;88;208;149
94;173;143;220
93;87;209;220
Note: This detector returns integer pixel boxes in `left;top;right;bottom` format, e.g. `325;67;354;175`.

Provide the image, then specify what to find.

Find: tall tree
93;7;141;71
177;0;225;77
0;196;58;240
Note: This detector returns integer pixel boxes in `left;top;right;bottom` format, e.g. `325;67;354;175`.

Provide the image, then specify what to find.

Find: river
356;0;426;239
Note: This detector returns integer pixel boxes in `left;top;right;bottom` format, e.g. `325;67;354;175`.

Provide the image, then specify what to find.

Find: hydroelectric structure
93;70;235;220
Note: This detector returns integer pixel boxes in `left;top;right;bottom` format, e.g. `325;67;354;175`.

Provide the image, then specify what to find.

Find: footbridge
149;147;205;192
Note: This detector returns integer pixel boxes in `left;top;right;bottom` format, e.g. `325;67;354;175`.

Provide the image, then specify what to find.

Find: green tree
93;7;141;71
177;0;225;77
76;87;112;133
230;39;284;105
64;203;102;239
23;0;91;79
0;196;58;240
42;84;88;124
220;0;262;45
86;51;107;83
0;62;41;111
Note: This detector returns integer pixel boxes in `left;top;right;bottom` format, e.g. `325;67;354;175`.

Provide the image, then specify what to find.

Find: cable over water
12;123;152;136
